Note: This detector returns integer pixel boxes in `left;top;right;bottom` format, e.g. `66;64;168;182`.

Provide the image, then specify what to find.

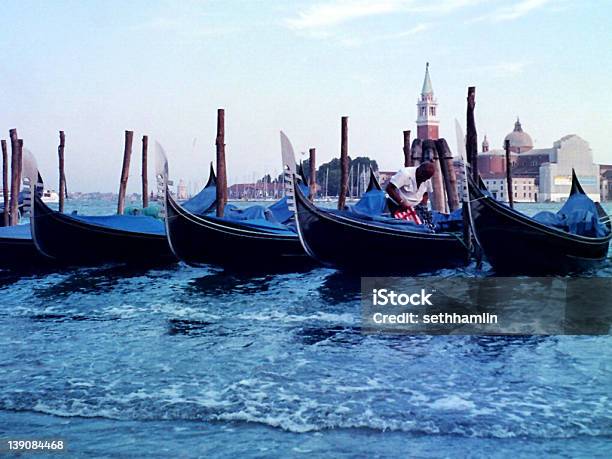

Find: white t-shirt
389;167;433;207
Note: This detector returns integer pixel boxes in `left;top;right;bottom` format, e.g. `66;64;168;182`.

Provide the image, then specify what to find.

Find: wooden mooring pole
117;130;133;215
436;138;460;212
411;138;422;167
504;139;514;208
17;140;23;221
422;139;446;213
142;135;149;209
338;116;349;210
9;129;19;226
1;140;8;226
58;131;66;213
216;108;227;218
308;148;316;201
466;86;478;182
403;130;411;167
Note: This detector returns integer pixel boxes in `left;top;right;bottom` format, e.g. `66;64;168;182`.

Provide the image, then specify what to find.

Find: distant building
504;118;533;153
176;179;188;200
477;120;600;202
482;176;537;203
228;181;283;200
537;135;600;202
600;165;612;201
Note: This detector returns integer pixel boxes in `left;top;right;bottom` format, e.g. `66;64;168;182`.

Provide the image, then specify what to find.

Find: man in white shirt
385;162;435;224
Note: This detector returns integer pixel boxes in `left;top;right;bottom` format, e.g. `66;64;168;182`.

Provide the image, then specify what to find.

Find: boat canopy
533;193;609;238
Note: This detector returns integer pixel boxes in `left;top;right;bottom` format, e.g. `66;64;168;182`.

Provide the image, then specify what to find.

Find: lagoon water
1;200;611;458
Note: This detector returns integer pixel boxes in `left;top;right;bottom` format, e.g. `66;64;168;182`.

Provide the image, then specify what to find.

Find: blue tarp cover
533;193;609;238
182;186;216;215
0;224;31;240
219;182;309;226
204;214;296;235
70;214;166;236
344;188;463;233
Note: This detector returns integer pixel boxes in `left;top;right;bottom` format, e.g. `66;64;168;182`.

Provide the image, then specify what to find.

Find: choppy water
1;200;611;458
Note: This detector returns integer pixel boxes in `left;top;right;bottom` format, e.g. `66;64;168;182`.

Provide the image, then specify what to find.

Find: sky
1;0;611;193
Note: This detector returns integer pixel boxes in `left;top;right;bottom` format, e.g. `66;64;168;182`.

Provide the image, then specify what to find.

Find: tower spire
421;62;433;95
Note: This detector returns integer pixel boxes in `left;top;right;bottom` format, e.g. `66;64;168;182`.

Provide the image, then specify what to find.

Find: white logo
372;289;433;306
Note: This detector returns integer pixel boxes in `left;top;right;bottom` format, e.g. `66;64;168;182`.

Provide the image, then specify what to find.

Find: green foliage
303;156;378;197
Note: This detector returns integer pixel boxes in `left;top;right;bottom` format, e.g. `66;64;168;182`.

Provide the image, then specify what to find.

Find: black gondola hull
468;178;611;274
0;235;47;269
294;184;470;273
31;196;174;265
166;192;311;270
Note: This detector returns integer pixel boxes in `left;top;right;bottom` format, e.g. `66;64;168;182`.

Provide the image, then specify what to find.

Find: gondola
158;145;311;270
25;150;216;266
293;181;470;273
283;138;470;274
468;171;611;274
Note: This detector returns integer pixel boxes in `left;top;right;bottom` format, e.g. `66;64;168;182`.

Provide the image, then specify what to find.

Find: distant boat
41;189;59;203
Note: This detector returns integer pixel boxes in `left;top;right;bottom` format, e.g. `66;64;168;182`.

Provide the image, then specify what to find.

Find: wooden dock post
58;131;66;213
9;129;19;225
403;130;411;167
141;135;149;209
504;139;514;208
410;139;422;167
422;139;446;213
117;130;133;215
338;116;349;210
16;140;23;221
1;140;8;226
308;148;316;201
466;86;478;182
216;108;227;218
436;138;460;212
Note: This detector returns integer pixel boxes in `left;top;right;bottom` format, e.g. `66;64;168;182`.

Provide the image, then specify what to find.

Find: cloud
131;17;239;39
472;0;552;23
286;1;399;30
285;0;481;30
338;23;431;47
476;61;528;77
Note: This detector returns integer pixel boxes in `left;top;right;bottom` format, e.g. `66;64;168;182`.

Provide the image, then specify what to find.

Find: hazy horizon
1;0;611;193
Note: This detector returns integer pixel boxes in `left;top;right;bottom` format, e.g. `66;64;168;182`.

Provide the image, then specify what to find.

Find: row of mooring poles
115;131;151;215
403;135;461;214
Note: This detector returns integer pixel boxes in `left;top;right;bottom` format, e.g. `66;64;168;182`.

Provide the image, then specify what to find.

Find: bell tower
416;62;439;140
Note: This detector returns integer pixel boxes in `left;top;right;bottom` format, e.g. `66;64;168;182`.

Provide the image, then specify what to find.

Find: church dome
504;118;533;153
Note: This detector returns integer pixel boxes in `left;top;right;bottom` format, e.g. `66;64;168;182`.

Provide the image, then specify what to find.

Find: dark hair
416;161;435;180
